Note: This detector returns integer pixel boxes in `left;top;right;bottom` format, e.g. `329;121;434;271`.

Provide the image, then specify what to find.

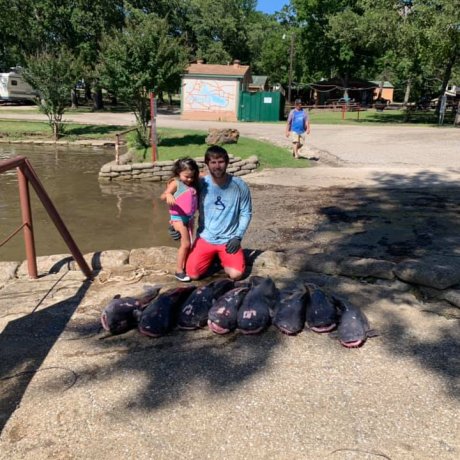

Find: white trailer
0;68;38;102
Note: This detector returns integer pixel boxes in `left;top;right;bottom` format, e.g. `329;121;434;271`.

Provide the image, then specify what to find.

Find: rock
242;163;257;170
416;300;460;319
131;162;155;169
0;261;20;285
111;164;132;172
205;128;240;145
100;163;113;173
233;170;250;176
250;250;286;270
394;257;460;290
69;250;130;271
129;247;177;271
440;289;460;309
17;254;73;277
374;279;413;292
339;257;396;280
286;250;342;275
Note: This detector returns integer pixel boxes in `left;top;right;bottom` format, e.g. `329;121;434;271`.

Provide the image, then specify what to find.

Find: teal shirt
197;175;252;244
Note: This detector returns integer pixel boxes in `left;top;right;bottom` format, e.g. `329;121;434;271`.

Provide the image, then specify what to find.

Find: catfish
305;284;338;333
101;285;161;335
334;297;377;348
273;286;308;335
208;286;249;334
178;279;234;330
138;286;196;337
237;276;278;334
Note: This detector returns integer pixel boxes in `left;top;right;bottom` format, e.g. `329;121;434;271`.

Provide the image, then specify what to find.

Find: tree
186;0;256;63
98;9;188;147
0;0;126;113
330;0;460;104
247;8;295;86
22;48;81;140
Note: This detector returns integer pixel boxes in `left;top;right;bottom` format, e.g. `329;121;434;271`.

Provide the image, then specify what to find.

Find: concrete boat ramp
0;111;459;458
0;251;458;460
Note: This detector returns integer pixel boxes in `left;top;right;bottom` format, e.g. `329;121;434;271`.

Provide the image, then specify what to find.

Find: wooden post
115;134;120;164
150;92;157;162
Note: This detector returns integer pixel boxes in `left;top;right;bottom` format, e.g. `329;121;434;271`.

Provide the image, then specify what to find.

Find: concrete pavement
1;107;460;459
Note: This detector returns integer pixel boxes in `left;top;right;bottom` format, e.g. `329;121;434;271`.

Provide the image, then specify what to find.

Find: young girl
161;157;200;282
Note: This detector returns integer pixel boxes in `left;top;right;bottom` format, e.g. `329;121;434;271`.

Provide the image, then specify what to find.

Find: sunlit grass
307;108;455;126
0;120;125;139
129;128;306;169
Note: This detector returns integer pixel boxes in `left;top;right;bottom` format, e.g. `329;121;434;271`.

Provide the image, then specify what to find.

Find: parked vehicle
374;97;389;111
0;67;38;103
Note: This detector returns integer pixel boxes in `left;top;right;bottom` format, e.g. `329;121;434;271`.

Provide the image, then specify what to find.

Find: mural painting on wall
184;80;237;112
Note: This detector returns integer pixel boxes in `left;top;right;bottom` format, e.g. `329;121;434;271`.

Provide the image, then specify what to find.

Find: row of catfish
101;276;376;348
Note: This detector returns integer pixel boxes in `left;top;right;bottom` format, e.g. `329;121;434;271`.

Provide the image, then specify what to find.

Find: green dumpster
238;91;285;122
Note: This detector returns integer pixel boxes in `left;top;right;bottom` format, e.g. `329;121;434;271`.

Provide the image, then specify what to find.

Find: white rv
0;68;38;102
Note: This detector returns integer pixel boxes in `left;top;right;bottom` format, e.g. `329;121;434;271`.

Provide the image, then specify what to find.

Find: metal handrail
0;156;92;279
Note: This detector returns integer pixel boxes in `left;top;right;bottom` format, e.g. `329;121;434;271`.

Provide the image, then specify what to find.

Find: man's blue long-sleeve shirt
197;175;252;244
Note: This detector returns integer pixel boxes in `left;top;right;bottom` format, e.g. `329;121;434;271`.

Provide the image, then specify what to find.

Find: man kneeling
186;145;252;280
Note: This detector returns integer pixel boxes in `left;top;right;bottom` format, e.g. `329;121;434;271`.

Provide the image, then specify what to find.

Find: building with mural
181;60;251;121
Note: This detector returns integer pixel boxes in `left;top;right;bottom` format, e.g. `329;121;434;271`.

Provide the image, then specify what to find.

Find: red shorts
185;237;245;278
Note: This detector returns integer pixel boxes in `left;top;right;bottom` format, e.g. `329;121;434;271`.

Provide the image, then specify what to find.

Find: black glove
168;224;181;241
225;237;241;254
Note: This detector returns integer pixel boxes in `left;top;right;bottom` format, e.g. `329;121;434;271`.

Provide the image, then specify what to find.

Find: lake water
0;144;173;262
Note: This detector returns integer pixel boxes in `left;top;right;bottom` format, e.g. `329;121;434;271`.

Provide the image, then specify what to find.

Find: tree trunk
436;46;457;115
71;88;78;109
92;88;104;111
403;79;411;106
52;122;59;141
85;82;92;101
377;80;384;100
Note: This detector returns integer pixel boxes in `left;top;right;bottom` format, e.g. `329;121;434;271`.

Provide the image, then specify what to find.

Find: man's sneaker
175;272;191;282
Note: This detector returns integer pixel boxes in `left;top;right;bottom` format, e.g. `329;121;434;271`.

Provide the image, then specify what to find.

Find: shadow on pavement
276;170;460;399
0;279;92;433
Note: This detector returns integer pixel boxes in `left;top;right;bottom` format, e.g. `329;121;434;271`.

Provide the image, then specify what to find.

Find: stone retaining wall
98;152;259;182
2;248;460;315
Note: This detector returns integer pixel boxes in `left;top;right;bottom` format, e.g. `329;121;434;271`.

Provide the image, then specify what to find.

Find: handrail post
23;159;93;279
17;164;38;278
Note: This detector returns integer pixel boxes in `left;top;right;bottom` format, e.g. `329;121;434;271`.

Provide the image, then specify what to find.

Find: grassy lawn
130;128;301;169
0;120;127;140
308;108;456;126
0;120;299;169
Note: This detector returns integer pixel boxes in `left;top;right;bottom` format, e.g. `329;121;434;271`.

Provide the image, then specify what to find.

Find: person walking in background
161;157;200;282
185;145;252;281
285;98;311;159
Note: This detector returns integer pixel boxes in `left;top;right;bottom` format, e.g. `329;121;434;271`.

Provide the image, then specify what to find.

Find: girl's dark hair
172;157;200;189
